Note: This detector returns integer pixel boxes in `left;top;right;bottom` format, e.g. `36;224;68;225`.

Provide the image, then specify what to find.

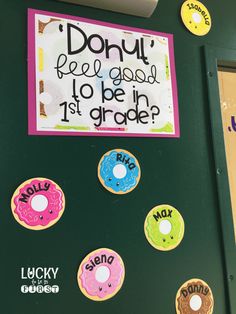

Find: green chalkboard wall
1;0;236;313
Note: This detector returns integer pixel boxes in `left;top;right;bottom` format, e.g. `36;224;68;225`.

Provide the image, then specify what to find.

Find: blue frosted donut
98;149;141;194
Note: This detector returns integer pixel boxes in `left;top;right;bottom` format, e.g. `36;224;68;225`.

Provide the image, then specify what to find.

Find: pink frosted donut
77;248;125;301
11;178;65;230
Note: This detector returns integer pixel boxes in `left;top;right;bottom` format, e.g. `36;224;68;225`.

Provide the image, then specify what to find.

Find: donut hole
159;220;172;235
39;92;53;105
113;164;127;179
192;12;202;24
190;294;202;311
95;266;110;283
39;16;51;23
31;195;48;212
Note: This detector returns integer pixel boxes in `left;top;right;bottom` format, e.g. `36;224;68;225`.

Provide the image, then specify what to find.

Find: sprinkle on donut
98;149;141;194
176;279;214;314
11;177;65;230
77;248;125;301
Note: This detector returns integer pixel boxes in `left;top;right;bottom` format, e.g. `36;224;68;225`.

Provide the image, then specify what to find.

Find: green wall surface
1;0;236;313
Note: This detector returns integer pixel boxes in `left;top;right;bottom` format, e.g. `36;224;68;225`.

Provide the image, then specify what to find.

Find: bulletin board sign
28;9;179;137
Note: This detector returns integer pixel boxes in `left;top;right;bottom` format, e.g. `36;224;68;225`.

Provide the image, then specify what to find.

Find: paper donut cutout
98;149;141;194
181;0;211;36
176;279;214;314
38;17;61;34
39;80;64;117
77;248;125;301
11;178;65;230
144;204;185;251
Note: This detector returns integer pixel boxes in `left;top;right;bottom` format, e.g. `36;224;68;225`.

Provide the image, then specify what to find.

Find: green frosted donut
144;204;185;251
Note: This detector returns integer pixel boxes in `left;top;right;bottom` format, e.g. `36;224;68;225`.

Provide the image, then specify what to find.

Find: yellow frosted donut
181;0;212;36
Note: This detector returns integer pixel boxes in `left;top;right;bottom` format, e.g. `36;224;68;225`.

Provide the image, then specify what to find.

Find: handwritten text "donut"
66;23;154;65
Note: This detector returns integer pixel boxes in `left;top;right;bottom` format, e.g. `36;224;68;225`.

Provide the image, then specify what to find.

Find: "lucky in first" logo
20;267;60;294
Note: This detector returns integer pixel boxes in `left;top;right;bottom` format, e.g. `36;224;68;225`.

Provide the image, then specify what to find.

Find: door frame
205;45;236;313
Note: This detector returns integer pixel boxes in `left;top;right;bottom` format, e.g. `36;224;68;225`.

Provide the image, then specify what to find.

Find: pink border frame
28;8;180;138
